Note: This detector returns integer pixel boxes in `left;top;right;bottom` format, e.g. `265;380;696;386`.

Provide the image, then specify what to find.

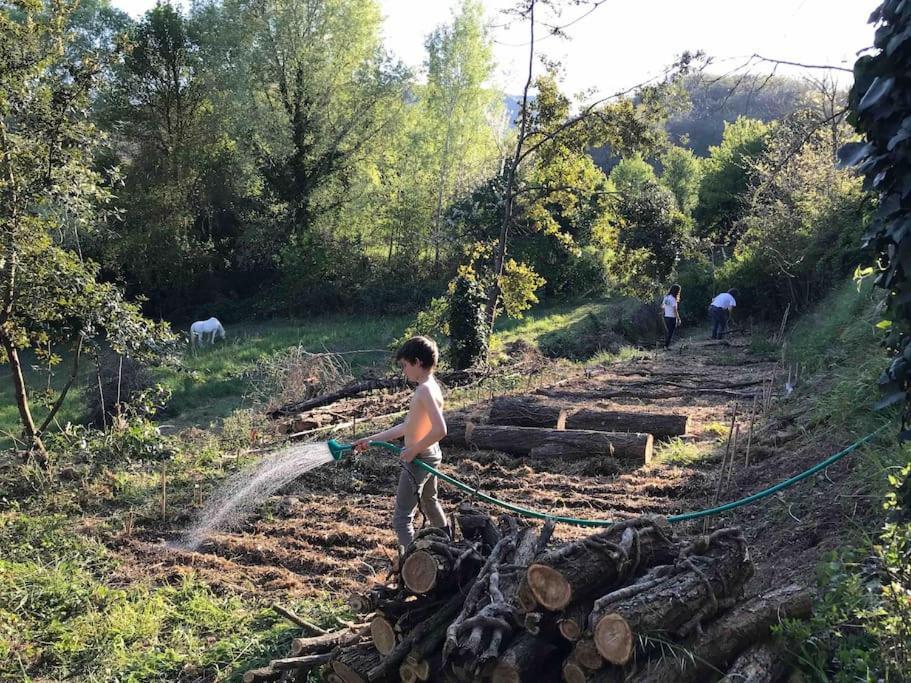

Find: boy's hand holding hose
352;437;417;463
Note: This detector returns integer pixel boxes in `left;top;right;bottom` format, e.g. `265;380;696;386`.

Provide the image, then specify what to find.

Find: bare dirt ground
116;328;874;603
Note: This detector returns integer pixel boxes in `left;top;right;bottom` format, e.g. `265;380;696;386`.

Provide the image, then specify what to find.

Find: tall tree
234;0;408;236
0;0;173;460
659;145;702;214
694;117;771;244
423;0;501;264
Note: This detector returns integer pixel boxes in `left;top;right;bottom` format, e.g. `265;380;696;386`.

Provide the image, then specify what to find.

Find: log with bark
590;528;754;666
289;624;368;657
488;632;561;683
719;639;788;682
329;641;383;683
489;396;689;438
447;423;653;463
525;516;678;612
626;583;811;683
400;527;483;597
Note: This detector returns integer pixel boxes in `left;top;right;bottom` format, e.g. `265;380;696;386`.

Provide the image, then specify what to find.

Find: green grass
653;437;704;465
1;297;649;445
156;315;409;429
0;512;346;683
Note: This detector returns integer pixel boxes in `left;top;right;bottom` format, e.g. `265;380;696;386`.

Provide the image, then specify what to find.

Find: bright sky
113;0;878;96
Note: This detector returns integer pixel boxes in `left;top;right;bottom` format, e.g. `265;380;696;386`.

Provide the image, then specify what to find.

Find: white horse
190;317;226;347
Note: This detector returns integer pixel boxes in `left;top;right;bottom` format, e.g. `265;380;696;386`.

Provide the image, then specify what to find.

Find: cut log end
527;562;572;610
562;659;589;683
490;662;522;683
558;618;582;642
399;661;418;683
573;639;604;670
331;661;366;683
369;615;397;655
402;550;439;594
593;613;634;665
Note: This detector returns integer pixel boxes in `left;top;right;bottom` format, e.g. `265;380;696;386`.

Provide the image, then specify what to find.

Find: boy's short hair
396;336;439;370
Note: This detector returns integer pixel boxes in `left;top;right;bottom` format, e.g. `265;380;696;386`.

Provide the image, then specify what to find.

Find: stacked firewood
303;505;810;683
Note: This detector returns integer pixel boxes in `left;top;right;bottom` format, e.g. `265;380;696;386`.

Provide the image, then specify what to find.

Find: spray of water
179;442;335;551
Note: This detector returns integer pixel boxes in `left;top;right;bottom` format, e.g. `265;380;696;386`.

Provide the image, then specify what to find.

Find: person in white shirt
662;284;682;348
709;289;738;339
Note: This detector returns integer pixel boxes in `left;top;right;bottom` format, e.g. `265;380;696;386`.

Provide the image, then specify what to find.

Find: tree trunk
348;584;399;616
1;335;46;463
454;424;653;463
242;666;281;683
489;632;560;683
488;396;689;439
443;523;546;675
330;642;382;683
526;517;678;611
591;528;754;665
626;583;811;683
557;600;594;642
720;639;788;683
400;529;481;597
290;625;368;657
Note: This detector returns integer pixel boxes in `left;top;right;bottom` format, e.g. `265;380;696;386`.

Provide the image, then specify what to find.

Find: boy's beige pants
393;444;447;548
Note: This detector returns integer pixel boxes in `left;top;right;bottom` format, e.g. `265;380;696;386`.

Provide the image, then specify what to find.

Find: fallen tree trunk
626;583;811;683
269;378;404;417
525;517;678;611
453;424;653;463
489;396;688;438
591;528;754;666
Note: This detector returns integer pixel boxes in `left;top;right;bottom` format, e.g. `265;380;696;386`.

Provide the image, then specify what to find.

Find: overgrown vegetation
776;280;911;680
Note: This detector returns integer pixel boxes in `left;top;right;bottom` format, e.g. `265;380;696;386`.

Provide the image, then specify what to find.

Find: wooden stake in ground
160;460;167;521
745;394;758;468
726;424;740;487
707;404;737;533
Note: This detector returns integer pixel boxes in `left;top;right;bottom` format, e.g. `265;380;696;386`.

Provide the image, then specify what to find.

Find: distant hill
666;73;813;156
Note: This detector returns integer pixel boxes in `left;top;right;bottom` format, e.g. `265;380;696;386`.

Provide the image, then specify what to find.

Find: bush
448;274;488;370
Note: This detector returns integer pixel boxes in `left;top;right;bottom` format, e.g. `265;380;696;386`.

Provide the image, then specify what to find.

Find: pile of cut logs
442;395;692;465
243;506;809;683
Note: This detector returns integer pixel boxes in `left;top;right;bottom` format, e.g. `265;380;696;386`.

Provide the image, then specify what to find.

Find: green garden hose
326;426;887;527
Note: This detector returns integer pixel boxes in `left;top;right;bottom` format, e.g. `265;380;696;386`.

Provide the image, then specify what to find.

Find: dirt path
117;329;869;601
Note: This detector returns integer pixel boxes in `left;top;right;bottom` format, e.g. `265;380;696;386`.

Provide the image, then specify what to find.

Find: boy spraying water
354;336;449;552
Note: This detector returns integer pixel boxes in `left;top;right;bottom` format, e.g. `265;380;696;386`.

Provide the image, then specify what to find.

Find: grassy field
0;297;647;446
